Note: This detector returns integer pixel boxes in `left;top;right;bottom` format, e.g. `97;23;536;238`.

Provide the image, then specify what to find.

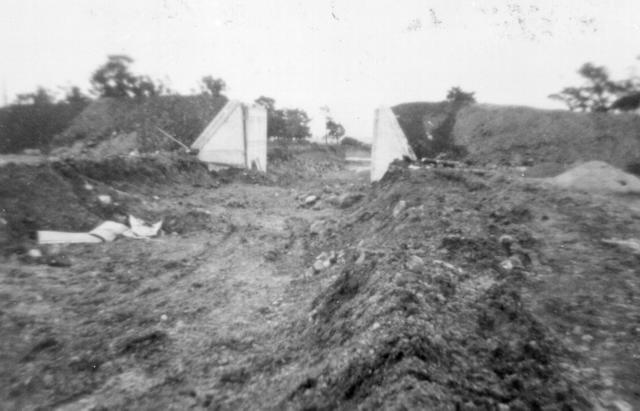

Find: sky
1;0;640;141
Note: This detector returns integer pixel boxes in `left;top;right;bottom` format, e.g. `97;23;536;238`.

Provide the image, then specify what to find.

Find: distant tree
90;55;139;98
255;96;276;112
282;109;311;140
64;86;91;105
549;62;638;112
14;87;55;106
325;118;345;143
446;87;476;107
610;91;640;112
131;75;163;99
200;76;226;97
254;96;311;140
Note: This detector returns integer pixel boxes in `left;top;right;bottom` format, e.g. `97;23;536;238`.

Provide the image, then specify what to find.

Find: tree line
549;57;640;113
8;55;347;142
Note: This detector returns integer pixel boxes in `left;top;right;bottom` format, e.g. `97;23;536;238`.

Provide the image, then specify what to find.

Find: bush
0;102;88;153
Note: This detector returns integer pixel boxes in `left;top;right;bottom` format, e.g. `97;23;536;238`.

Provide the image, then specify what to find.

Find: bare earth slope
393;101;640;174
1;152;639;409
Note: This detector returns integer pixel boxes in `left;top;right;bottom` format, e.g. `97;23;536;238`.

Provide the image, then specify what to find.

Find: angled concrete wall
244;105;267;172
191;100;267;171
371;106;416;181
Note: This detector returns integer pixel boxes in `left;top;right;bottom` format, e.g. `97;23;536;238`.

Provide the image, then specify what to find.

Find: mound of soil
0;153;222;250
548;160;640;195
278;165;640;409
276;168;587;409
52;95;227;156
394;101;640;174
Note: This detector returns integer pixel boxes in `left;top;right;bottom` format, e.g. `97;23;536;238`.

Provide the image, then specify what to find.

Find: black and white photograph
1;1;639;409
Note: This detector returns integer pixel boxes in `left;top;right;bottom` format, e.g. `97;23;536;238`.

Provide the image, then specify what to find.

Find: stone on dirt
392;200;407;218
405;255;425;272
303;195;319;206
97;194;112;205
309;220;325;235
336;192;364;208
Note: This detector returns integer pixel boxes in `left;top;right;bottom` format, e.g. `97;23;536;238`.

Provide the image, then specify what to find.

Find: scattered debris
420;157;461;168
38;215;162;245
602;238;640;254
37;231;103;245
312;250;338;273
90;221;130;242
127;215;163;238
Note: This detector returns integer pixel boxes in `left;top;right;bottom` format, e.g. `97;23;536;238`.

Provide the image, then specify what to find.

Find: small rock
392;200;407;218
406;255;425;272
27;248;43;259
309;220;325;235
581;334;594;343
499;258;514;272
312;260;325;273
83;183;94;191
337;192;364;209
303;195;319;206
97;194;112;205
160;314;168;322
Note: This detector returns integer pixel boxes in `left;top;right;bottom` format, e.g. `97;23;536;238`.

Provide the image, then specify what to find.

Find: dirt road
0;163;367;410
2;153;640;410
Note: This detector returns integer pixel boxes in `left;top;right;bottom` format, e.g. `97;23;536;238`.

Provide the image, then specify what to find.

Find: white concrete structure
191;100;267;172
370;106;416;181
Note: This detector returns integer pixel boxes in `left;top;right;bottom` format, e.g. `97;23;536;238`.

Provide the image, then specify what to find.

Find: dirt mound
0;153;223;251
548;160;640;195
281;168;591;409
52;95;227;156
394;102;640;174
0;101;87;154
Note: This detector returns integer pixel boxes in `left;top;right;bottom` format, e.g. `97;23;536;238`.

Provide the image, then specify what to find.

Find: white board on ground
370;106;416;182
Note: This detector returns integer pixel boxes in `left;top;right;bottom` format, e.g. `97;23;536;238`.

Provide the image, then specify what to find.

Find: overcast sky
1;0;639;140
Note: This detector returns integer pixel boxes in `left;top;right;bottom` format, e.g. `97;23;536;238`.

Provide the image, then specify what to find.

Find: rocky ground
0;151;639;410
